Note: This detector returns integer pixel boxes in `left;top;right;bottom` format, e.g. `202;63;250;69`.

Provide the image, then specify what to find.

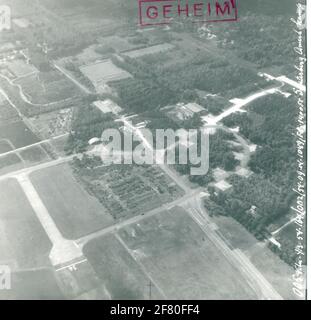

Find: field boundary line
114;233;168;300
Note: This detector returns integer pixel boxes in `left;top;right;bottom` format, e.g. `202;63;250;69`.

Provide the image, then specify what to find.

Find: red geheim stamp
139;0;238;26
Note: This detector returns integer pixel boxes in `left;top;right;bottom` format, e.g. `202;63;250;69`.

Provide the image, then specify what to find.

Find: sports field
29;163;115;239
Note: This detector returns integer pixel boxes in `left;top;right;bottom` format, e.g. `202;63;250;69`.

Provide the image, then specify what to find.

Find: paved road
53;63;92;94
0;133;68;158
118;115;191;193
17;174;83;266
202;86;280;126
186;197;283;300
0;154;75;182
274;75;306;92
76;189;204;247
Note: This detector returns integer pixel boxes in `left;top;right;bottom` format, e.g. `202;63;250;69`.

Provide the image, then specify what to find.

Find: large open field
29;163;115;239
0;178;52;269
84;207;258;300
56;259;111;300
83;234;164;300
0;153;24;175
0;120;39;148
15;70;81;105
19;145;50;165
0;98;20;126
0;269;64;300
211;215;297;299
0;140;13;154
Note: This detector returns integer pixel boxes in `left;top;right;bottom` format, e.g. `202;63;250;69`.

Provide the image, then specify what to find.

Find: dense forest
110;54;263;114
208;94;303;266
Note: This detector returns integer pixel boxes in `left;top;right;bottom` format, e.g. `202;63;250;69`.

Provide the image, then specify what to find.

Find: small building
214;180;232;192
162;102;205;122
248;205;257;216
249;144;257;153
93;99;123;115
12;18;30;28
269;237;281;249
213;168;230;182
184;102;205;114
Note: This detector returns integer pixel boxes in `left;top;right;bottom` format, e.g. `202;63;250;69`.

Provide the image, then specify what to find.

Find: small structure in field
93;99;123;115
214;180;232;192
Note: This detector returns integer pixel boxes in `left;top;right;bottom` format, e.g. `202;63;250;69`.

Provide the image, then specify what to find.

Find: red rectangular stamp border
139;0;238;27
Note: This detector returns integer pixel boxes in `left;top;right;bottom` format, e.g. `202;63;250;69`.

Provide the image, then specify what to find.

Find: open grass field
0;99;20;126
246;243;297;300
49;135;68;157
117;207;258;299
0;140;13;154
0;269;64;300
211;215;258;251
29;163;114;239
56;260;111;300
208;214;297;299
0;153;24;175
83;234;164;300
0;120;39;148
19;145;50;165
84;207;258;300
7;59;38;78
15;70;81;105
0;178;52;270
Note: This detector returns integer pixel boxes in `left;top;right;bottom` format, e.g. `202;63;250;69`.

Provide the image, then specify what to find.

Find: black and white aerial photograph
0;0;308;304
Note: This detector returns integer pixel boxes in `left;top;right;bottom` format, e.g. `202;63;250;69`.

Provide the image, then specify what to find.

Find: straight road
53;63;92;94
17;174;83;266
202;87;280;126
0;154;75;182
186;198;283;300
118;116;191;193
76;189;203;247
0;133;68;158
